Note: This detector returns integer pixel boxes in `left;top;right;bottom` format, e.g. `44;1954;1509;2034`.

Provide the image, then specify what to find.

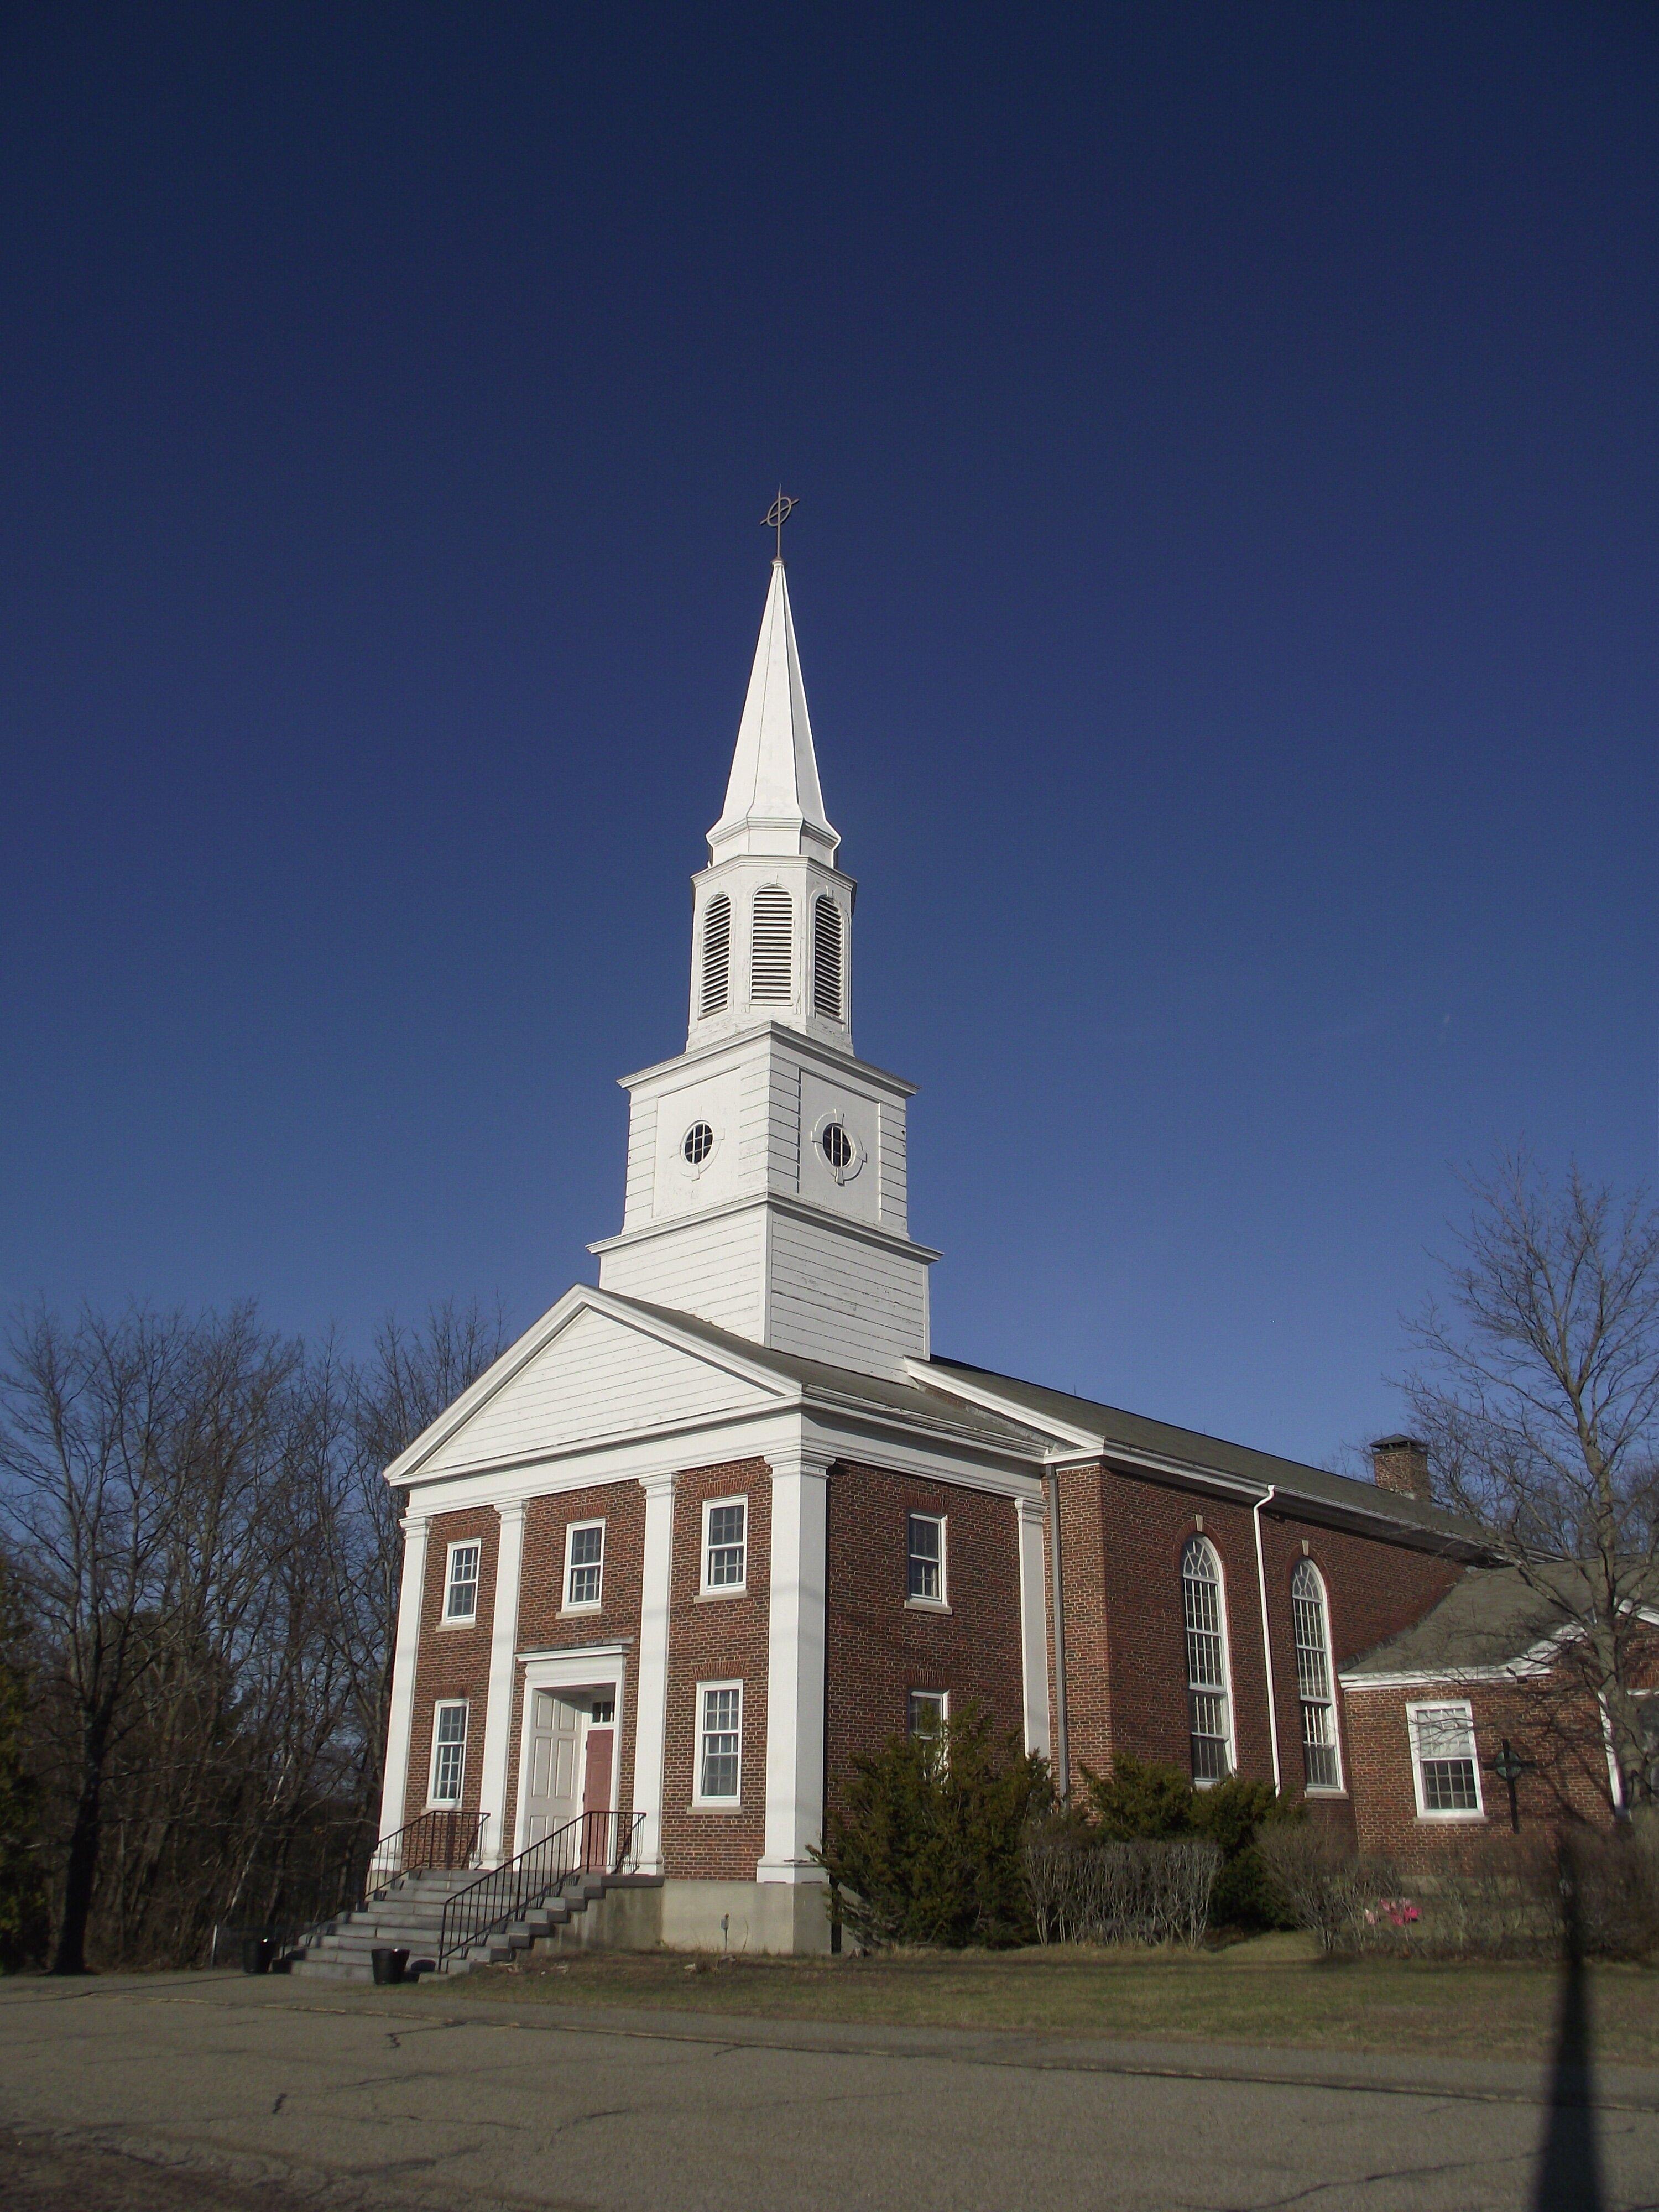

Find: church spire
707;560;839;868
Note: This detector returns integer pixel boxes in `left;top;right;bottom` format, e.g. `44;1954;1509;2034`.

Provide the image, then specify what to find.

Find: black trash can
371;1946;409;1986
241;1936;275;1975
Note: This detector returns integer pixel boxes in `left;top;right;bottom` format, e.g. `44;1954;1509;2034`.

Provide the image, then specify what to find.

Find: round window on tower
821;1123;854;1171
682;1120;716;1168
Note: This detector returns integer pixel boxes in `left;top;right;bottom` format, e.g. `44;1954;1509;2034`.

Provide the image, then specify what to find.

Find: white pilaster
1016;1496;1052;1759
374;1513;429;1872
758;1445;833;1883
475;1500;526;1865
632;1470;677;1875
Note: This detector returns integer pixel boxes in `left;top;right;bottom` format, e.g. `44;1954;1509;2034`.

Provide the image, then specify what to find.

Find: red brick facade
401;1505;499;1830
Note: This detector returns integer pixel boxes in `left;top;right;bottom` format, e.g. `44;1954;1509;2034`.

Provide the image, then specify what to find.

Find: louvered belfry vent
700;893;731;1016
750;888;793;1003
812;896;843;1021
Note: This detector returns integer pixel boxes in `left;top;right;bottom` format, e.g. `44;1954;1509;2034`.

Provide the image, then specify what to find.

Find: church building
373;549;1538;1957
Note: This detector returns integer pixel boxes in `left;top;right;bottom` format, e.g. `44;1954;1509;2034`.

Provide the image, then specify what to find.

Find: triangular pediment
387;1288;792;1483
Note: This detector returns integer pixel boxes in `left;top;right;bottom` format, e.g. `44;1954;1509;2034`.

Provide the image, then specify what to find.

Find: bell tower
591;539;937;1380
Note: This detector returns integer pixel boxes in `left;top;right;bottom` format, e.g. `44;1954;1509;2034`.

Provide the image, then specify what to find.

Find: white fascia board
1339;1619;1590;1694
902;1361;1104;1453
380;1284;799;1490
795;1405;1046;1500
592;1190;941;1265
618;1021;917;1102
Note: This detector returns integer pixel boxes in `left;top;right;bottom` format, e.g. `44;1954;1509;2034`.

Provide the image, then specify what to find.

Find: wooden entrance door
523;1691;582;1846
580;1720;614;1868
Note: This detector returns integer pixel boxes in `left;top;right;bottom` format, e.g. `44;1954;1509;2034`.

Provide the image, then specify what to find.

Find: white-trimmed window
750;886;793;1003
1182;1537;1234;1784
429;1700;468;1806
907;1513;947;1605
695;1681;743;1803
909;1690;948;1743
1409;1701;1484;1819
700;892;731;1016
564;1520;605;1611
444;1540;481;1624
702;1497;747;1593
1292;1560;1342;1791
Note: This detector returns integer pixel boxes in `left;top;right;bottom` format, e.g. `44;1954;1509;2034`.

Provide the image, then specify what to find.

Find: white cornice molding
591;1189;941;1265
617;1020;917;1102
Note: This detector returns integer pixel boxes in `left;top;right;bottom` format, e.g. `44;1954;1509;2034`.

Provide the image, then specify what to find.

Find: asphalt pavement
2;1968;1655;2211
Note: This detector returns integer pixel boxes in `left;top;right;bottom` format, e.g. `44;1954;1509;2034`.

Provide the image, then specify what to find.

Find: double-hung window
1410;1702;1484;1818
564;1520;604;1611
907;1513;946;1605
429;1700;468;1806
909;1690;948;1743
1292;1560;1342;1791
1182;1537;1234;1783
444;1541;481;1624
702;1498;747;1593
695;1682;743;1803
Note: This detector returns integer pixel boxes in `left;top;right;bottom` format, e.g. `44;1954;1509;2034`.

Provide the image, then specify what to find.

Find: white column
1016;1495;1052;1759
631;1470;677;1876
374;1512;429;1873
758;1446;833;1884
474;1500;526;1866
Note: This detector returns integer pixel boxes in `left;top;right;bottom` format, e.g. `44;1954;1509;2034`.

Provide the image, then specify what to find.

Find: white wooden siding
622;1095;658;1230
765;1212;929;1377
421;1306;770;1474
597;1206;768;1342
878;1100;908;1233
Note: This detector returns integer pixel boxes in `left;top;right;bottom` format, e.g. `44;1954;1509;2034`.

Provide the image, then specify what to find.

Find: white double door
522;1690;614;1848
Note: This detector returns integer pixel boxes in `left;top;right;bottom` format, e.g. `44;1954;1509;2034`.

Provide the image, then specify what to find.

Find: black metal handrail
434;1808;644;1968
279;1808;489;1963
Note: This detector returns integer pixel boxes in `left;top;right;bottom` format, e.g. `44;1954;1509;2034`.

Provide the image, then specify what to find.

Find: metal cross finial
763;489;797;561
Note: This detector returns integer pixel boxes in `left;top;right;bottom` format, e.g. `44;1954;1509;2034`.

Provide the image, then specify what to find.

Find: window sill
905;1597;951;1614
436;1615;478;1631
1303;1787;1348;1800
560;1604;603;1618
696;1587;748;1603
688;1801;744;1814
1415;1809;1486;1823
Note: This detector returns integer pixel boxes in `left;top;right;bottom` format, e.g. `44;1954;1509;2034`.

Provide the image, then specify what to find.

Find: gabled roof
917;1355;1484;1551
1343;1561;1659;1682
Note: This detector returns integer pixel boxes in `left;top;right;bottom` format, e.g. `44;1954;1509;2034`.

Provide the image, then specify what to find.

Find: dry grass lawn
463;1935;1659;2066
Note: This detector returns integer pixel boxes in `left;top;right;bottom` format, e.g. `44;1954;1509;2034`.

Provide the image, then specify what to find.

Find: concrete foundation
541;1879;832;1957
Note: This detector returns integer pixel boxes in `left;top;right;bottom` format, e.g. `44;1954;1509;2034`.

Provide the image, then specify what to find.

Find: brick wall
659;1459;772;1881
495;1480;646;1859
825;1462;1026;1811
402;1505;499;1829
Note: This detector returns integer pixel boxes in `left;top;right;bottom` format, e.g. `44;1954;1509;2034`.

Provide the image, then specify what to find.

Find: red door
581;1726;614;1868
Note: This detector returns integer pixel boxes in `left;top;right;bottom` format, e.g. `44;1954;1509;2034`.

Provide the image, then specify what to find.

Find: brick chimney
1371;1434;1431;1502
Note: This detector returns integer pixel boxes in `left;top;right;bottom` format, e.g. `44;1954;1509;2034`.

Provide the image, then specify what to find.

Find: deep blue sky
3;4;1655;1467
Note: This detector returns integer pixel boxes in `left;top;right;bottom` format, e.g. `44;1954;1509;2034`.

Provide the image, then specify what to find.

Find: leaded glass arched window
1292;1559;1342;1790
1181;1537;1233;1783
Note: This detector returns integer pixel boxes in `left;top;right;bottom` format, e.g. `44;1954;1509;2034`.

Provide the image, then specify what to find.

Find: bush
1081;1756;1300;1930
1567;1827;1659;1961
1255;1825;1383;1954
815;1703;1050;1950
1024;1828;1220;1947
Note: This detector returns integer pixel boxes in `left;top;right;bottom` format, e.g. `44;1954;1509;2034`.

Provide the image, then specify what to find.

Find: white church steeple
591;539;937;1381
686;559;856;1054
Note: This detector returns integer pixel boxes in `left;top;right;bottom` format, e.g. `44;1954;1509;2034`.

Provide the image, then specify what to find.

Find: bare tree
1404;1152;1659;1813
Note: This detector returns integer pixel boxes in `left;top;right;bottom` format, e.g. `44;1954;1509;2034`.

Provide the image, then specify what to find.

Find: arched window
750;886;792;1003
1292;1559;1342;1790
811;896;843;1021
700;894;731;1016
1181;1537;1233;1783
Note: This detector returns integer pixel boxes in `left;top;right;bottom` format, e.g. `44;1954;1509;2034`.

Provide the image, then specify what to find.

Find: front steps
288;1864;662;1982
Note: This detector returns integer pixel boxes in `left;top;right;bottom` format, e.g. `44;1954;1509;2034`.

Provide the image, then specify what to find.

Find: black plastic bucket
371;1946;409;1986
241;1936;275;1975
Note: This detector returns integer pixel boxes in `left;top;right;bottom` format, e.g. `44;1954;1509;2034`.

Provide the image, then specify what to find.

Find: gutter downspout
1252;1484;1282;1796
1045;1466;1071;1801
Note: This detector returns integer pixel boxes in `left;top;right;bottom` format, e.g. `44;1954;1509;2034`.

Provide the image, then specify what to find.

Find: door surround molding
510;1644;630;1863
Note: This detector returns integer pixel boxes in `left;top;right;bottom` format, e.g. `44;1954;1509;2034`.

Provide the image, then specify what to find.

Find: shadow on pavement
1531;1849;1603;2212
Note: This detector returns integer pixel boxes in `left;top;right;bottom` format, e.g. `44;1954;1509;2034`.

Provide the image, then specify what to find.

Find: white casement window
700;892;731;1016
907;1512;947;1605
1409;1701;1485;1819
564;1520;604;1611
1292;1560;1343;1791
429;1700;468;1806
811;895;843;1021
750;886;793;1003
909;1690;948;1743
444;1540;481;1624
1181;1537;1234;1784
694;1681;743;1804
701;1497;747;1594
